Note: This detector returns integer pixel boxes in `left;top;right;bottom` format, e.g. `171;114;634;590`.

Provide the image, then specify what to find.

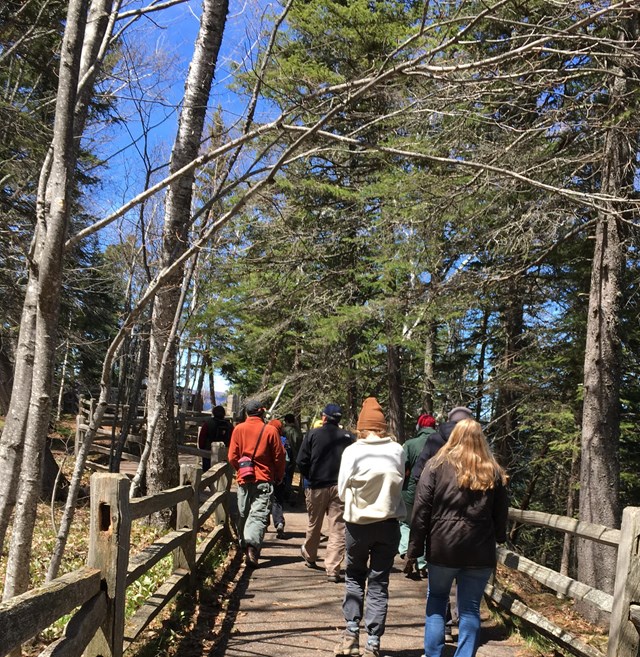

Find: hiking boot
276;523;285;539
300;544;316;568
334;631;359;656
246;545;259;568
363;640;380;657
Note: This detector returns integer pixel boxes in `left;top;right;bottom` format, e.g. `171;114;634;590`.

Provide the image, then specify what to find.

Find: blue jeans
424;564;492;657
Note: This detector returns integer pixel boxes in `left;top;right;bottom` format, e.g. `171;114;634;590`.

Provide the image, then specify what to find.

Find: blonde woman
407;419;508;657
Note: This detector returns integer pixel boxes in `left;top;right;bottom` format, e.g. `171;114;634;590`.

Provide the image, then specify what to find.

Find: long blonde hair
431;418;507;491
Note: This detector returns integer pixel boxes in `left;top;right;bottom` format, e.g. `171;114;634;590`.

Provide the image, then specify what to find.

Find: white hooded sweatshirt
338;433;406;524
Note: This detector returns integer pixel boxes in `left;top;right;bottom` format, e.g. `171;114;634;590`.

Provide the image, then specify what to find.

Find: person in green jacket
398;413;436;575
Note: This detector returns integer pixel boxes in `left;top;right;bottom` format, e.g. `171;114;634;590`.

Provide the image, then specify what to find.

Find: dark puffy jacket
296;422;354;489
407;460;508;568
409;420;457;483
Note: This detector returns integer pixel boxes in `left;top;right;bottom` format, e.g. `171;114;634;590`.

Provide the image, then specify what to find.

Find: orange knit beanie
357;397;387;434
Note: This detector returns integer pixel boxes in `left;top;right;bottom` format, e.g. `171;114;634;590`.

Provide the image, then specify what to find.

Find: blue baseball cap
322;403;342;421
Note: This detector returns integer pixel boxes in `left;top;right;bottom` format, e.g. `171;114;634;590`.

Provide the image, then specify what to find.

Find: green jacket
284;423;303;459
402;426;435;506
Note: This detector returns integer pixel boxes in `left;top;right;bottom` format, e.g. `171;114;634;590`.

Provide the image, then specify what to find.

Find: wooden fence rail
487;507;640;657
75;396;222;468
0;460;232;657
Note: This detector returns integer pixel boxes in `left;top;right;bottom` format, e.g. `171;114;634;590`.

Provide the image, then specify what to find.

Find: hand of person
403;558;416;575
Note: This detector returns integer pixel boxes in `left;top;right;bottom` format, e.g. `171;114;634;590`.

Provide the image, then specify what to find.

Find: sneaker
363;640;380;657
334;631;359;656
327;573;343;583
246;545;259;568
300;544;316;568
276;523;285;539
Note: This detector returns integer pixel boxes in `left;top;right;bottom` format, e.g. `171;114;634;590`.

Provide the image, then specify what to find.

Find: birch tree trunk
577;18;635;621
0;277;38;553
146;0;228;501
1;0;90;601
0;0;118;600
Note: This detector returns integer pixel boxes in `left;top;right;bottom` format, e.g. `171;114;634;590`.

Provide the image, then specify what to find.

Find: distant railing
76;397;228;473
487;507;640;657
0;461;233;657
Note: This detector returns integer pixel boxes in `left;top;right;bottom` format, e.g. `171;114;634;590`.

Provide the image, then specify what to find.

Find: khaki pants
303;485;345;577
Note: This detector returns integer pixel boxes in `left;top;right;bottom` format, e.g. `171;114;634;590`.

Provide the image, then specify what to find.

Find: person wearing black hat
296;403;355;582
228;399;286;568
198;405;232;471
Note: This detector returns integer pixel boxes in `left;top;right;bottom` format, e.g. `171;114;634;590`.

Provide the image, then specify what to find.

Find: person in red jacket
228;400;286;568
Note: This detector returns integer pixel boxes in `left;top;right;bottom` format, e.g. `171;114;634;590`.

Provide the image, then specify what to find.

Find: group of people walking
222;396;508;657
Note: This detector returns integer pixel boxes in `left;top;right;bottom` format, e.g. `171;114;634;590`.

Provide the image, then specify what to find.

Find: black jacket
296;422;354;489
407;460;508;568
198;416;232;450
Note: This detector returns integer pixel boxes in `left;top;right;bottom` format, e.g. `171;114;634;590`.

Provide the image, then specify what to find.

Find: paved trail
209;502;528;657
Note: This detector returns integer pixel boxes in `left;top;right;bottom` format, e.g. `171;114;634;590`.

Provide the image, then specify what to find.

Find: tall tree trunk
0;279;38;552
560;432;580;581
56;331;71;421
386;342;405;443
2;0;90;601
492;287;524;469
0;334;15;415
203;350;216;408
111;333;149;473
194;352;206;412
146;0;228;499
422;320;436;415
475;308;490;420
346;332;359;424
577;20;633;620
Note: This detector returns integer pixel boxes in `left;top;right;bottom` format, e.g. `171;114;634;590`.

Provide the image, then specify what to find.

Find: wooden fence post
174;464;200;590
85;473;131;657
210;443;229;527
177;412;186;444
221;463;233;534
75;413;83;458
608;506;640;657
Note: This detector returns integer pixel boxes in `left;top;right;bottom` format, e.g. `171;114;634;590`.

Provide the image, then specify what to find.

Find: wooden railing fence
0;461;232;657
75;397;229;469
488;507;640;657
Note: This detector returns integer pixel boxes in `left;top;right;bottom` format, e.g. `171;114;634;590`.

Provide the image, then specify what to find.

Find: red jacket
228;416;286;484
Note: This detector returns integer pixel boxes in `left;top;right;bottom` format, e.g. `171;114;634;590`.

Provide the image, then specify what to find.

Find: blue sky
93;0;276;240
